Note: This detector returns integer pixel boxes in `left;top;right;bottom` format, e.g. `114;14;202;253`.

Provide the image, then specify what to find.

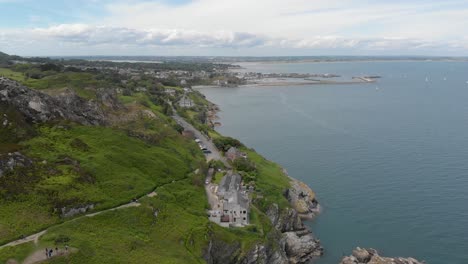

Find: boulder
284;174;320;219
340;248;425;264
0;152;33;177
352;247;371;262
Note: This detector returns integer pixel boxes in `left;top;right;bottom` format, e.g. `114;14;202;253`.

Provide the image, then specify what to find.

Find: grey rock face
267;204;304;232
284;177;320;219
340;248;425;264
61;204;95;218
0;77;120;125
267;203;323;263
0;152;33;177
204;237;289;264
284;231;322;263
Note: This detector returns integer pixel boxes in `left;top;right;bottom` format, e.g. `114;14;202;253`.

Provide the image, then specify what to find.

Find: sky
1;0;468;56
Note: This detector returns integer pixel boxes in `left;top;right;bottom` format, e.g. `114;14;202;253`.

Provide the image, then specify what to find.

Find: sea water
198;61;468;264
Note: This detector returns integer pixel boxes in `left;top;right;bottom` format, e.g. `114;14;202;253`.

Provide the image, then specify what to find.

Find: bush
54;234;71;244
233;158;256;173
213;136;243;152
208;159;225;170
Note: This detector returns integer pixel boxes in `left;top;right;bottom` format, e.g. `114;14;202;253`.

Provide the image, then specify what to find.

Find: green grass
0;68;113;98
0;67;26;81
213;171;224;184
243;148;291;209
0;241;36;263
0;177;266;264
0;123;202;245
23;72;110;91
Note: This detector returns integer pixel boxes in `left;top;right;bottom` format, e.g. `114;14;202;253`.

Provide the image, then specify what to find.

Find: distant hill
0;51;11;64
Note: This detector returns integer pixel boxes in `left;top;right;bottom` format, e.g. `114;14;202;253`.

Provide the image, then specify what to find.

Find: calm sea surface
198;61;468;264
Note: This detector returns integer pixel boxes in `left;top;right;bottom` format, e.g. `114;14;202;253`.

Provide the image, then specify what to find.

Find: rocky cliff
284;177;320;219
0;77;121;126
340;248;424;264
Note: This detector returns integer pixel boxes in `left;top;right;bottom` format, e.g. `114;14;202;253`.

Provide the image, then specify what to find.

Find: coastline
199;87;324;263
194;76;377;90
197;85;426;264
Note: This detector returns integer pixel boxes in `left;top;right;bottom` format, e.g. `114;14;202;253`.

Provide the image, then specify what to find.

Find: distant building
178;95;194;108
164;88;176;96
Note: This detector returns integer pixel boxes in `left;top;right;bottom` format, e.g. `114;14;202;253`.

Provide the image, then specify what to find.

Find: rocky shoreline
204;176;323;264
340;248;424;264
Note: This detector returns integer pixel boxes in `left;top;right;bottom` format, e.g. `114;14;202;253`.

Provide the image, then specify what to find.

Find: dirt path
22;247;77;264
0;230;47;250
0;202;141;250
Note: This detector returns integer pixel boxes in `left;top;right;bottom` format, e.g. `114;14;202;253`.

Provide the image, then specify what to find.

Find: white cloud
0;23;460;55
3;0;468;55
29;24;268;48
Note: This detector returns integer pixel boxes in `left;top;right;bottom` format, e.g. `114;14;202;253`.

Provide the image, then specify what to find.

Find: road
172;113;230;168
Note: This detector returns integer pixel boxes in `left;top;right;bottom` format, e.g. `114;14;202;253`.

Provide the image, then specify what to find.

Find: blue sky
1;0;468;56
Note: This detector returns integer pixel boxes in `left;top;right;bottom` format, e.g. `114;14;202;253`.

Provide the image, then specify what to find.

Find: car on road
203;149;212;154
195;138;201;143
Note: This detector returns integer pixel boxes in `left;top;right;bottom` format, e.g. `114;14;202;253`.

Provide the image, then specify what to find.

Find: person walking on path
65;244;69;251
45;248;48;258
49;248;53;257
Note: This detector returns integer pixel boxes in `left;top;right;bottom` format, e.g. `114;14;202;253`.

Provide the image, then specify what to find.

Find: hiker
49;249;53;257
56;247;59;255
45;248;48;258
65;244;69;251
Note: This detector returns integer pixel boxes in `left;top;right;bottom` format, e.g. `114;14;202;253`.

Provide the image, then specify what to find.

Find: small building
178;95;194;108
164;88;176;96
225;147;247;162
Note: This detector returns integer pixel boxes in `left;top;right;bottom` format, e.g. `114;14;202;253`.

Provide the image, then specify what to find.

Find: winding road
172;113;230;167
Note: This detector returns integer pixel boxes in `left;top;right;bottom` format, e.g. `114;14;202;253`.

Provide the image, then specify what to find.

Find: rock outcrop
0;152;33;177
267;203;323;263
0;77;121;125
284;172;320;219
204;231;289;264
340;248;424;264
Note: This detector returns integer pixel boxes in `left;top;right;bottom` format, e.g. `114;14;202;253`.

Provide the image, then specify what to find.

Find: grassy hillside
0;123;202;245
0;60;299;263
0;78;276;263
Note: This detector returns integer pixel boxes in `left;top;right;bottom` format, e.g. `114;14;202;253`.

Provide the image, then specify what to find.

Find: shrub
213;136;243;152
233;158;256;173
